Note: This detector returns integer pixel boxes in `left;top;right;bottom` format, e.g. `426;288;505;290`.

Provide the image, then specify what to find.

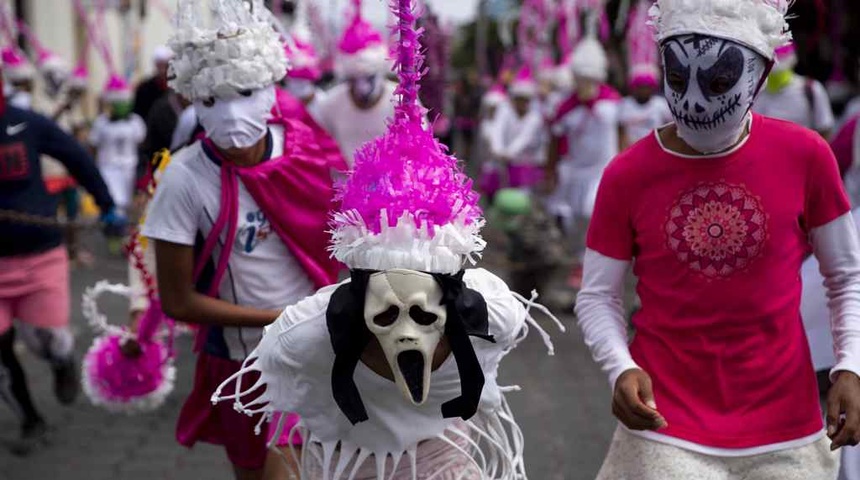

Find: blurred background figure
88;75;144;225
755;42;835;138
491;65;547;192
315;0;393;169
131;46;172;123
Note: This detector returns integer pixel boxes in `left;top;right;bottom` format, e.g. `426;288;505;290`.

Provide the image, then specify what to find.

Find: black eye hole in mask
663;44;690;96
409;306;438;326
373;305;400;327
697;45;744;101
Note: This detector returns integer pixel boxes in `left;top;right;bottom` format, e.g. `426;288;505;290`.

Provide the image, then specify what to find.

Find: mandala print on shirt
665;182;769;279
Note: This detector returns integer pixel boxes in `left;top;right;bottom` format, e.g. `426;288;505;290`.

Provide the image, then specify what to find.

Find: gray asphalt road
0;234;617;480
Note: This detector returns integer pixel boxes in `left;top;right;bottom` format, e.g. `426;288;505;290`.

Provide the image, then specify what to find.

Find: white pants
841;446;860;480
596;427;839;480
98;164;136;214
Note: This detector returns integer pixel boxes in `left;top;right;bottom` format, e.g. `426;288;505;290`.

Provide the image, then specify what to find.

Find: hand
826;371;860;450
612;369;668;431
100;208;128;237
119;337;143;359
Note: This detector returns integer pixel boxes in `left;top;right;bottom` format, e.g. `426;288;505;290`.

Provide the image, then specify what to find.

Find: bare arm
154;240;280;328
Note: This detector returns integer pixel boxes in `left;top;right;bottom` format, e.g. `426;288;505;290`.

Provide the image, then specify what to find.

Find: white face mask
349;74;383;104
194;86;275;150
8;91;32;110
662;35;767;154
285;78;315;101
363;269;447;405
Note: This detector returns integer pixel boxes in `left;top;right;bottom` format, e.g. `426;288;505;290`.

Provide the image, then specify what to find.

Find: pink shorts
0;246;69;334
176;353;268;470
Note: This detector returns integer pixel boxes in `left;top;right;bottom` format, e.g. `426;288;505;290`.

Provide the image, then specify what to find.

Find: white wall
22;0;172;100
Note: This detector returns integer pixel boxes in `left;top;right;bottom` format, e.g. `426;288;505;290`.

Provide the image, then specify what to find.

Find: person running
0;70;122;455
142;2;340;479
577;1;860;478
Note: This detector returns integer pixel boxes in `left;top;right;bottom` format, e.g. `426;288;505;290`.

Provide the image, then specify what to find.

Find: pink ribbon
71;0;116;74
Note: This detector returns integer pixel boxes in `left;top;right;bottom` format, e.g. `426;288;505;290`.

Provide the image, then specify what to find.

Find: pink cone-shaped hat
330;0;484;274
67;63;89;90
482;83;508;106
1;46;34;82
773;42;797;72
509;64;538;97
285;38;322;81
102;74;132;103
335;0;388;77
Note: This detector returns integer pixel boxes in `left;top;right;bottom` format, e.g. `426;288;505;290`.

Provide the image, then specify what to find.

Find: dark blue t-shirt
0;106;114;256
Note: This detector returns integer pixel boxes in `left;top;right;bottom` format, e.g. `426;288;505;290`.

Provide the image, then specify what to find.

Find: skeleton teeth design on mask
662;34;767;153
364;270;447;406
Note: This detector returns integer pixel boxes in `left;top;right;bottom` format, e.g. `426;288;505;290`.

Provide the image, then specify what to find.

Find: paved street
0;232;617;480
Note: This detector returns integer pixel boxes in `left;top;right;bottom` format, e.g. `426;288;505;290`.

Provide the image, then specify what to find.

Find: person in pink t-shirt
576;1;860;478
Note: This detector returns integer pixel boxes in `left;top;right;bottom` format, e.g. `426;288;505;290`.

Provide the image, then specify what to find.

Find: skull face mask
662;34;768;154
364;269;447;405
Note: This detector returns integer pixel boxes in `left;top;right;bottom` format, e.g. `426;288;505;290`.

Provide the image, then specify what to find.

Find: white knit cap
168;0;288;101
648;0;792;60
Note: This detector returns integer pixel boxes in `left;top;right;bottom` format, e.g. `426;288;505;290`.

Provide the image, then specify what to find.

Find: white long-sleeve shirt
490;101;548;166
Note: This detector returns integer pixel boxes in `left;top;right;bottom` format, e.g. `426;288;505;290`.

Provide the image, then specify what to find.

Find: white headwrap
648;0;792;60
168;0;289;101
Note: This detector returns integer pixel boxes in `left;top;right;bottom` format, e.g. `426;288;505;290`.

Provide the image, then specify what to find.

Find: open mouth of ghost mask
397;350;426;403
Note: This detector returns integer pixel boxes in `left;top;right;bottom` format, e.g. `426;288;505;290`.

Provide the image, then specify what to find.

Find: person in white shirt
314;2;392;168
755;43;835;137
491;66;548;191
141;2;340;478
618;65;671;148
88;75;146;217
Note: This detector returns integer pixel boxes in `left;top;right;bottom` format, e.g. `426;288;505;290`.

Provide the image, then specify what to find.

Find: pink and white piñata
81;283;175;414
329;0;484;275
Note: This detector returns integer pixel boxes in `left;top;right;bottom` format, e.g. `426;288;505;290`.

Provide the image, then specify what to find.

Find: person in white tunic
490;66;548;191
314;0;393;168
618;65;671;148
214;2;562;477
88;75;146;216
754;42;835;137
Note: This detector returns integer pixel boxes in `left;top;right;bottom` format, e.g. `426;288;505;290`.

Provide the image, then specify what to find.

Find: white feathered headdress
648;0;792;60
168;0;288;101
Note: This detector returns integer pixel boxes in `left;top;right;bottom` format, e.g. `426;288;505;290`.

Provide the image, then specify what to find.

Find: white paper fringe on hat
648;0;792;60
168;0;288;101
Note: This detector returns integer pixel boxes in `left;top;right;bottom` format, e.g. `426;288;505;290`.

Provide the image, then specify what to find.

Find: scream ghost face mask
364;269;447;405
327;269;494;425
662;35;768;154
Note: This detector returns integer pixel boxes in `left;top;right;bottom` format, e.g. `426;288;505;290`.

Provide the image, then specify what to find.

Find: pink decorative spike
330;0;484;274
